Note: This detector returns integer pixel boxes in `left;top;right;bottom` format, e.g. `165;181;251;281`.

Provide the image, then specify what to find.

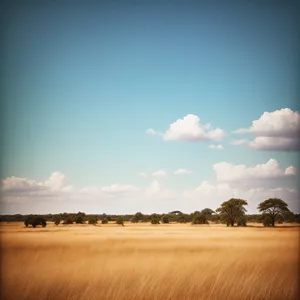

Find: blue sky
1;0;299;214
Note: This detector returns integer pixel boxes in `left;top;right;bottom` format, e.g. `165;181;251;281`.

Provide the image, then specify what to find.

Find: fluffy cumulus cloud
147;114;226;142
233;108;300;151
208;144;224;150
213;159;297;184
174;169;192;175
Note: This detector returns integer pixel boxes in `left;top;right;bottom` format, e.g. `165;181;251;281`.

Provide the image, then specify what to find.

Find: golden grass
1;222;299;300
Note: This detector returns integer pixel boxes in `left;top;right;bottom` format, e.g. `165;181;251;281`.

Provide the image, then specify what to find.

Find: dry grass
1;222;299;300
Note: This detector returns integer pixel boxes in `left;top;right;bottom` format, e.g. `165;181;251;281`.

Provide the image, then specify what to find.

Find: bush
263;215;273;227
25;217;47;228
237;216;247;227
54;217;61;226
151;218;160;224
191;213;208;225
63;218;73;225
88;217;98;225
276;215;284;224
116;216;124;226
131;216;138;223
161;215;169;224
101;218;108;224
75;216;84;224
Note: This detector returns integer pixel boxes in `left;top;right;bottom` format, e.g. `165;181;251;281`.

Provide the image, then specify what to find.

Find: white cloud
152;169;167;177
285;166;297;176
208;144;224;150
233;108;300;151
44;172;67;190
213;159;296;183
148;114;226;142
101;184;139;193
174;169;192;175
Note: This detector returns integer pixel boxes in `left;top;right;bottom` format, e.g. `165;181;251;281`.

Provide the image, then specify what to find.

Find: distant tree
75;216;84;224
134;212;144;222
191;213;208;225
263;215;273;227
161;215;169;224
101;218;108;224
54;216;61;226
131;216;138;223
116;216;124;226
201;208;214;216
176;213;190;223
25;217;47;228
63;218;73;225
216;198;248;227
257;198;290;227
283;211;296;223
88;217;98;225
151;218;160;224
237;216;247;227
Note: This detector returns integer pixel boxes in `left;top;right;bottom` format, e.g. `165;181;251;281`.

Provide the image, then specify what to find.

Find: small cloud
285;166;297;176
208;144;224;150
174;169;192;175
152;170;167;177
101;184;139;193
146;128;162;136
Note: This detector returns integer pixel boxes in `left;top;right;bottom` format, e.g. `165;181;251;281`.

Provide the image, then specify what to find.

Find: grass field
1;222;299;300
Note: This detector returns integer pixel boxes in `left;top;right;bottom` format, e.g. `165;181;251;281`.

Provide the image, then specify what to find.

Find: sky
1;0;299;215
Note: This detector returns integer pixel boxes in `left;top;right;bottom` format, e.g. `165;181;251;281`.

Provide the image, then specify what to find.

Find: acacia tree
216;198;247;227
257;198;289;227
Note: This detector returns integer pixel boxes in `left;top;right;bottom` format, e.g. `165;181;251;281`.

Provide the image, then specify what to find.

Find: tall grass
1;223;299;300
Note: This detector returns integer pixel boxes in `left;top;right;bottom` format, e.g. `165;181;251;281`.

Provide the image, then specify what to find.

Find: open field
1;222;299;300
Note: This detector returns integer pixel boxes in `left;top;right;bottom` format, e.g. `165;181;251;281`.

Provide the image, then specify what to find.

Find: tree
191;213;208;225
63;218;73;225
131;216;138;223
216;198;248;227
150;214;160;224
101;218;108;224
257;198;289;227
201;208;214;216
237;216;247;227
54;216;61;226
116;216;124;226
134;212;144;222
75;216;84;224
25;217;47;228
88;217;98;225
161;215;169;224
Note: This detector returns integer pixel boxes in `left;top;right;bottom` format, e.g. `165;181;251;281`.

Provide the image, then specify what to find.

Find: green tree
116;216;124;226
134;212;144;222
216;198;248;227
201;208;214;216
191;213;208;225
257;198;289;227
54;216;61;226
150;214;160;224
75;216;84;224
101;218;108;224
131;216;139;223
88;217;98;225
161;215;169;224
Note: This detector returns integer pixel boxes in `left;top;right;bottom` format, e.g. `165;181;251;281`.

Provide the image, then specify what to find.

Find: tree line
0;198;299;228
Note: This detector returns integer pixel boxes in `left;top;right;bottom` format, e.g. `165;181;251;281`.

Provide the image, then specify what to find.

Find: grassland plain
0;222;299;300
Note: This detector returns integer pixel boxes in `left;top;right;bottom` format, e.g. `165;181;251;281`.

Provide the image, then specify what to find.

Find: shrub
151;218;160;224
161;215;169;224
101;218;108;224
263;215;273;227
63;218;73;225
54;216;61;226
276;215;284;224
237;216;247;227
75;216;84;224
191;213;208;225
116;216;124;226
131;216;138;223
88;217;98;225
25;217;47;228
